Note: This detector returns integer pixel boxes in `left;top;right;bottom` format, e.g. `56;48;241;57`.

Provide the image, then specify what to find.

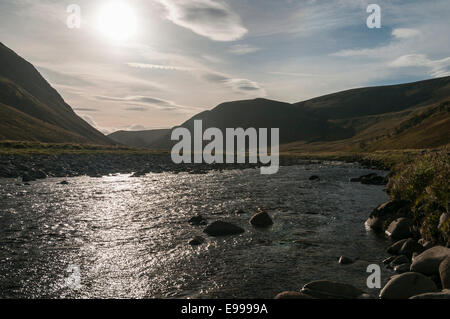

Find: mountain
108;129;170;148
111;77;450;151
0;42;113;144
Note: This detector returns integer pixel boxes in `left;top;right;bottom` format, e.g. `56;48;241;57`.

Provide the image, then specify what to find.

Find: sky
0;0;449;134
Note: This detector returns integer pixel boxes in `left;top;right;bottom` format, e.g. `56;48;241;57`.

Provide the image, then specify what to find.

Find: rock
249;211;273;228
389;255;410;268
365;200;410;233
410;246;450;276
274;291;313;299
356;173;388;185
59;181;69;185
387;239;409;255
338;256;354;265
22;173;35;182
409;289;450;299
383;256;397;265
439;256;450;289
394;263;411;274
398;239;425;258
203;221;245;237
418;239;435;250
301;280;365;299
189;215;207;226
189;236;205;246
33;170;47;179
309;175;320;181
385;218;413;240
438;213;449;230
379;272;438;299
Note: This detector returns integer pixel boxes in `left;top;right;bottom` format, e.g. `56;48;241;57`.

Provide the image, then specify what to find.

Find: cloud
392;28;421;39
202;72;265;96
390;54;450;78
229;44;260;55
94;95;181;110
126;62;194;72
125;107;149;112
79;114;112;135
73;108;98;112
157;0;247;41
37;66;92;87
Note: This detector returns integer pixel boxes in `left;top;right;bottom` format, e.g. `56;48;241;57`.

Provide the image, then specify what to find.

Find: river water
0;162;394;299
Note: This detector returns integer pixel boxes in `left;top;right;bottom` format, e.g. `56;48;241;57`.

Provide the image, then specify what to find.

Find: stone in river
249;211;273;228
189;236;205;246
338;256;354;265
203;221;245;237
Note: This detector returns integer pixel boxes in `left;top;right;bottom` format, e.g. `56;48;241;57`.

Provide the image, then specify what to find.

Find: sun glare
97;1;137;43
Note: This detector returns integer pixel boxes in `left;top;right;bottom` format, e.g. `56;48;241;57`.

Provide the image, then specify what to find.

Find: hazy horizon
1;0;449;134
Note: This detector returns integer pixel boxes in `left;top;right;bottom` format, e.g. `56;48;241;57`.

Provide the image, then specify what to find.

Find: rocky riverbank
274;150;449;299
0;153;385;181
0;153;263;180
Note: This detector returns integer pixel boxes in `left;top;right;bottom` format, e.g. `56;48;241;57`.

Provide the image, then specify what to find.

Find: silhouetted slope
108;129;170;148
0;42;112;144
111;77;450;151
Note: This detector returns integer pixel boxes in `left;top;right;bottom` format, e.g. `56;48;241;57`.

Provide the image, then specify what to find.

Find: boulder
379;272;438;299
338;256;354;265
59;181;69;185
409;289;450;299
387;239;409;255
439;256;450;289
382;256;397;265
394;263;411;274
365;200;410;233
360;173;387;185
410;246;450;276
274;291;313;299
389;255;410;268
203;221;245;237
301;280;365;299
22;173;35;182
249;211;273;228
189;236;205;246
398;239;425;258
385;218;413;240
418;239;435;250
189;215;207;226
309;175;320;181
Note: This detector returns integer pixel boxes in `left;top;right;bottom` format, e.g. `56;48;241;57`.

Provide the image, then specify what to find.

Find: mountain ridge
0;42;113;145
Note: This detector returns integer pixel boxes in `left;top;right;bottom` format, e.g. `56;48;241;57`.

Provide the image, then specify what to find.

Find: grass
0;140;169;155
388;148;449;243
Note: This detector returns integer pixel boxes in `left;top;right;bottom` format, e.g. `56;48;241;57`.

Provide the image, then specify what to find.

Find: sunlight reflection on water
0;163;393;298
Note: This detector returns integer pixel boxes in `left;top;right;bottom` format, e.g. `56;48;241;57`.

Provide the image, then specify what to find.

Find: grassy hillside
0;42;113;145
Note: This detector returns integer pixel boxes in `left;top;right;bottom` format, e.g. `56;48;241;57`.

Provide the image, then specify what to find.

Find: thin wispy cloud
203;72;265;96
157;0;247;41
390;54;450;78
126;62;194;72
229;44;260;55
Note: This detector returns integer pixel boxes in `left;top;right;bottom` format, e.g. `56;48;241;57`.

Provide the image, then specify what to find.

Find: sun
97;1;137;43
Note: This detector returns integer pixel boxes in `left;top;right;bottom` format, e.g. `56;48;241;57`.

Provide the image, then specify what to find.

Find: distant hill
111;77;450;151
0;42;113;144
108;129;170;148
